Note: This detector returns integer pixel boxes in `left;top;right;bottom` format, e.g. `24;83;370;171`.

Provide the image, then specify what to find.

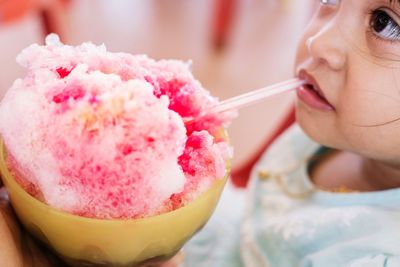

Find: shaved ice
0;34;233;219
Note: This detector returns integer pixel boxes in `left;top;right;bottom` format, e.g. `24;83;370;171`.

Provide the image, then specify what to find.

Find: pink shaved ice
0;34;233;219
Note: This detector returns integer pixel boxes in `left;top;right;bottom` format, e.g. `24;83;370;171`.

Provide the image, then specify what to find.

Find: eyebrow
389;0;400;4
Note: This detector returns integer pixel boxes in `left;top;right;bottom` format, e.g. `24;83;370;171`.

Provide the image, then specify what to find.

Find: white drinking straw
212;78;305;114
184;78;305;123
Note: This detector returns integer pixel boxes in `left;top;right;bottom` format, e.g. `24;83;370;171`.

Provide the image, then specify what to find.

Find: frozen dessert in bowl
0;34;233;266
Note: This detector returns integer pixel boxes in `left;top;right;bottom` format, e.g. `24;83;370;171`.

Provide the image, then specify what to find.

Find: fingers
0;187;24;267
0;187;20;246
0;187;66;266
0;187;8;204
21;234;67;267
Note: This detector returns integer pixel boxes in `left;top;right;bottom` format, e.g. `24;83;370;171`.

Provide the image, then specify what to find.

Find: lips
296;70;334;112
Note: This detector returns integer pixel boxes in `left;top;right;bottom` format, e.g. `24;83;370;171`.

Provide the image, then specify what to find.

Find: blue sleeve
182;182;245;267
347;254;400;267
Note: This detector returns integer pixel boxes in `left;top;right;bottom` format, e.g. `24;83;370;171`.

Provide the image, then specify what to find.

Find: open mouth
305;83;328;101
297;71;334;112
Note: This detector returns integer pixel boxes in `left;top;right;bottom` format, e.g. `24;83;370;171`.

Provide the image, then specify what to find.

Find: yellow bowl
0;141;229;266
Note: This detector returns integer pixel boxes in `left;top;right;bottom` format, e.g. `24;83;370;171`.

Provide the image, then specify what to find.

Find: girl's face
295;0;400;165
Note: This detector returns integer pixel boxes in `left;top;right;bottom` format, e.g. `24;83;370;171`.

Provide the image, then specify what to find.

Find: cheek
337;71;400;127
338;121;400;160
334;71;400;158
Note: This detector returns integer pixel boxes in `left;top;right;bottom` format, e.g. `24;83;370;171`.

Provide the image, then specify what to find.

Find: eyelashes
369;9;400;41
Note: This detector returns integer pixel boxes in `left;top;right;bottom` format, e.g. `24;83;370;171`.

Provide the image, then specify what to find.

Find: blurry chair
212;0;236;51
0;0;39;23
0;0;69;38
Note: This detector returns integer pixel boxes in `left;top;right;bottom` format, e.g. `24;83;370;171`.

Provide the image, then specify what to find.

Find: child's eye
370;9;400;41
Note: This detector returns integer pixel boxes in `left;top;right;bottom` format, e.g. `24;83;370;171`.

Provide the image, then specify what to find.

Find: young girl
184;0;400;266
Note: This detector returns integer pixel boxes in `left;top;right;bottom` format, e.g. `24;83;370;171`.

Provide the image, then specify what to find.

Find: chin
295;101;337;148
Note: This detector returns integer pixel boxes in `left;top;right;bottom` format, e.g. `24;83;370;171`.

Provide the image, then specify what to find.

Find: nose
306;20;346;71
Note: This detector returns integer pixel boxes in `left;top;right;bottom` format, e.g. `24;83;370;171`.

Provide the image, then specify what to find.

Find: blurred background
0;0;314;185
